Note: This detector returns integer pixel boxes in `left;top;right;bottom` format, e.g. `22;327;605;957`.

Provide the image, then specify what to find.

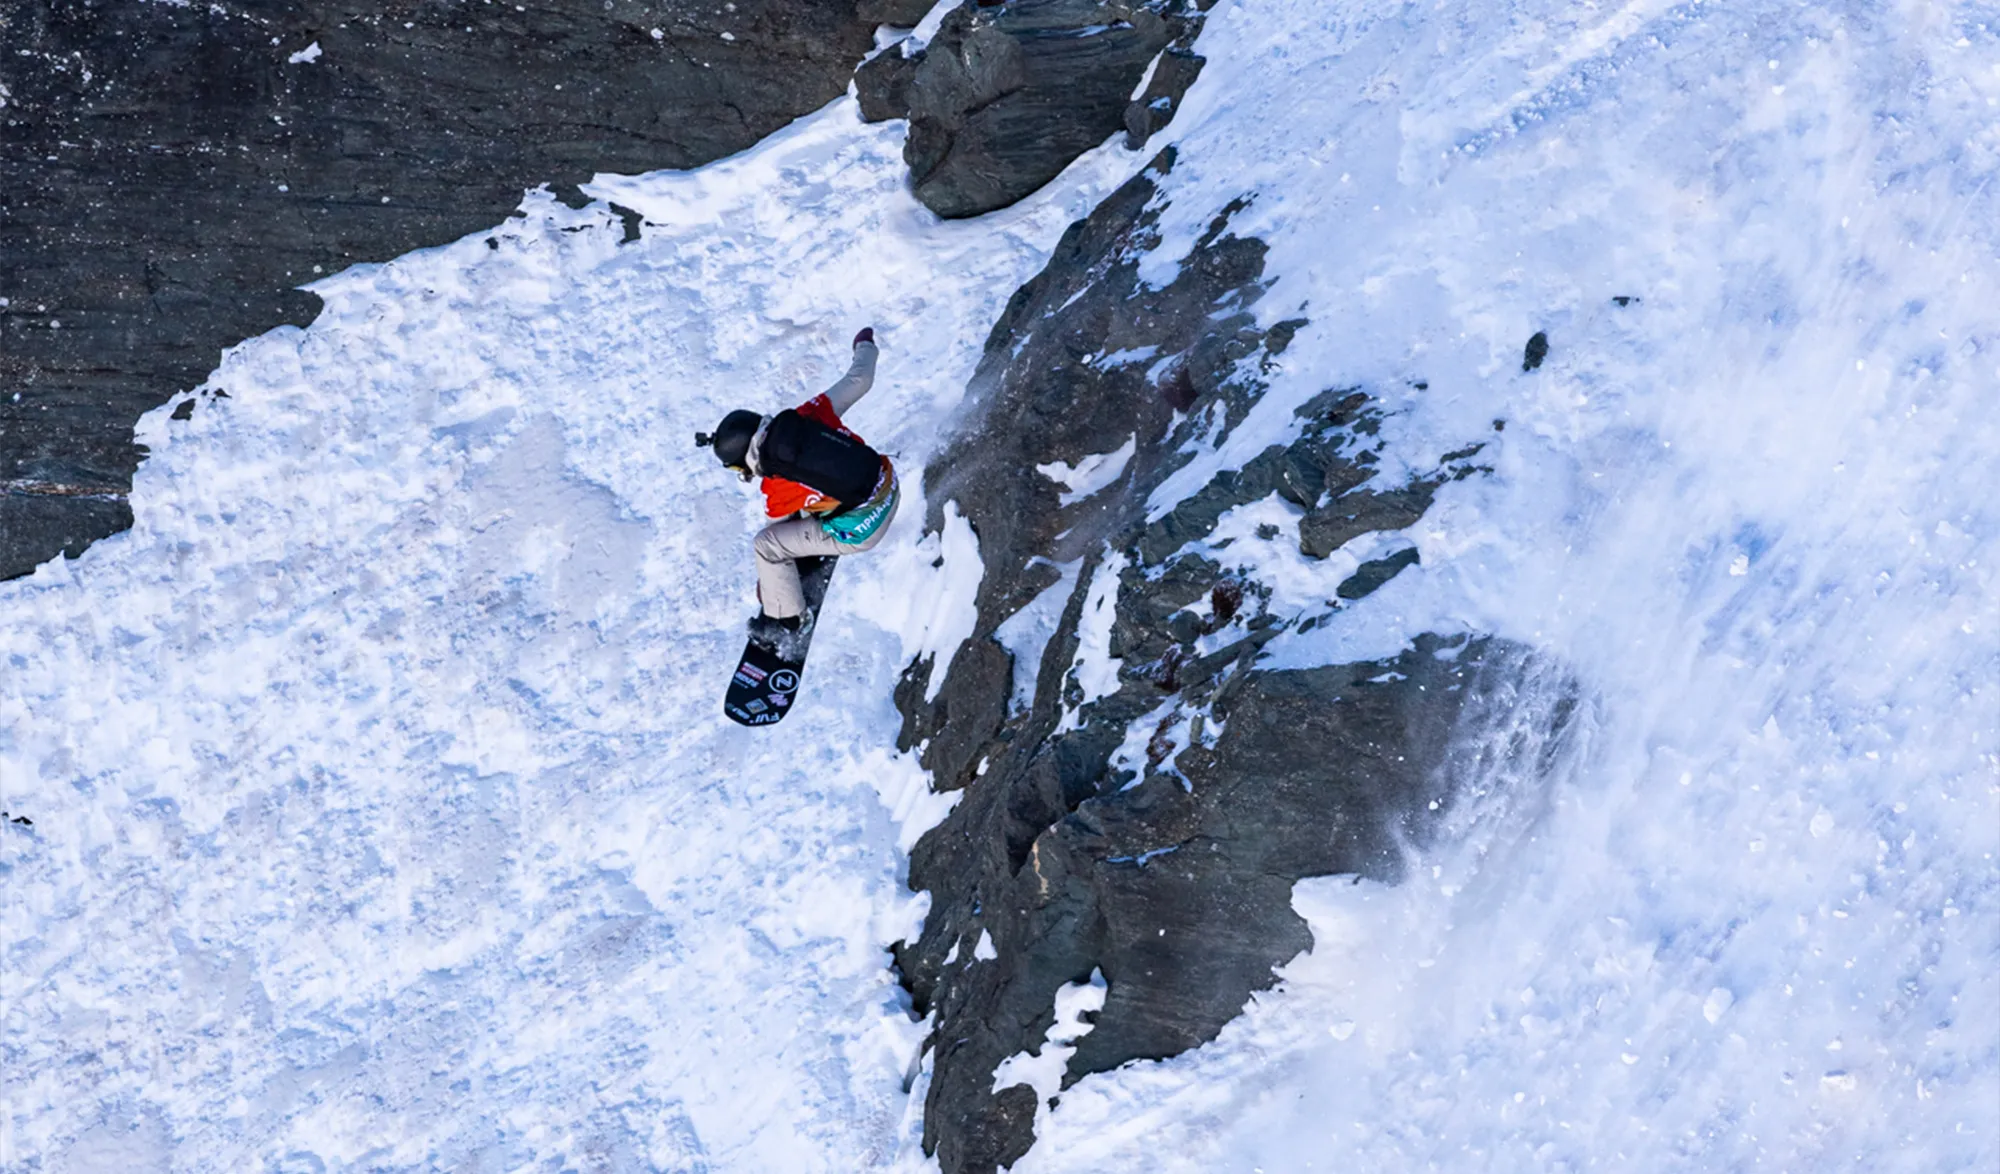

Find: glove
853;327;875;348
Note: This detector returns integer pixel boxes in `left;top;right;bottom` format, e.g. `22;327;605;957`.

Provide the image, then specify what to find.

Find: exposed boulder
858;0;1214;218
0;0;878;579
855;42;928;124
892;148;1568;1173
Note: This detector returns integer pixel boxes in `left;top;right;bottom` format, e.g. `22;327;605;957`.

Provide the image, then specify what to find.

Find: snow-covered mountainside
5;1;1996;1172
0;0;883;580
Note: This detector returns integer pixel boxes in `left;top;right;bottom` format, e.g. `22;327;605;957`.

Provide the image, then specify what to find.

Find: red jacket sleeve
794;394;861;435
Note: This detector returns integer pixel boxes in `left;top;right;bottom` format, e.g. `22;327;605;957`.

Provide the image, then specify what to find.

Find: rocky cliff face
890;150;1578;1173
856;0;1212;218
0;0;877;578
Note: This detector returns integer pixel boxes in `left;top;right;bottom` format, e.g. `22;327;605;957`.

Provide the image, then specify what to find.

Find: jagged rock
1297;481;1440;559
1336;545;1422;600
0;1;878;579
859;0;942;24
876;1;1211;218
855;43;927;123
893;147;1558;1173
1123;44;1206;149
897;637;1015;792
1060;635;1522;1070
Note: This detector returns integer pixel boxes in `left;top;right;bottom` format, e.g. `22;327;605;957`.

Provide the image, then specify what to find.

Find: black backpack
758;409;883;513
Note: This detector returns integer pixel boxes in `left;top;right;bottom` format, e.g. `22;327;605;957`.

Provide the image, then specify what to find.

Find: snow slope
1010;0;2000;1169
0;111;1143;1171
5;0;1998;1170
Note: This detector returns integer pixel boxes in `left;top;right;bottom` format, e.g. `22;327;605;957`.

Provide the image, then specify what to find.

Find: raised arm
823;331;879;417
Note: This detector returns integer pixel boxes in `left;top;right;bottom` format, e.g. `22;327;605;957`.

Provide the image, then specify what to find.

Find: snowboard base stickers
723;556;836;728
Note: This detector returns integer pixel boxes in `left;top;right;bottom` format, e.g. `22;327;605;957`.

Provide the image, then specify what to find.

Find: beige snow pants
753;490;901;619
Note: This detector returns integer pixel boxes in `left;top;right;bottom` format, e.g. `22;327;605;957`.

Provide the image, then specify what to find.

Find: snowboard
724;556;838;728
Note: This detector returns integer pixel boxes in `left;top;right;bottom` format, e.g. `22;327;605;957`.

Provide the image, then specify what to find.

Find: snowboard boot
747;612;810;659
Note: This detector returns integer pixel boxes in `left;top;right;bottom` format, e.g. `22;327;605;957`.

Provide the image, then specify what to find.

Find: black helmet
695;410;762;473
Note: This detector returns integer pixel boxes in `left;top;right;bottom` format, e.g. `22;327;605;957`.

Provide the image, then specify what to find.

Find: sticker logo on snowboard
723;556;838;729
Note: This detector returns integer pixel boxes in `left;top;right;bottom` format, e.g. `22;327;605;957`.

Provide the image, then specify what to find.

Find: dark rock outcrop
892;149;1568;1173
0;0;879;579
856;42;929;124
857;0;1213;218
859;0;943;23
1523;329;1550;371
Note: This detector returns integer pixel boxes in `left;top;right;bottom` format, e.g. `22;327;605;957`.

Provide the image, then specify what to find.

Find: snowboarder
696;328;899;654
